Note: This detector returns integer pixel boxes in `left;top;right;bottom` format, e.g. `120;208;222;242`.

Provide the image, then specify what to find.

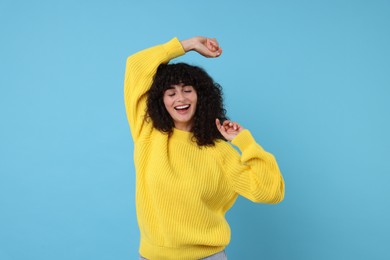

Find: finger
228;122;239;131
206;38;215;50
222;120;231;131
216;118;225;131
216;119;228;137
216;47;222;57
207;38;222;57
222;120;231;126
209;39;221;53
209;40;218;49
215;118;221;129
208;38;218;46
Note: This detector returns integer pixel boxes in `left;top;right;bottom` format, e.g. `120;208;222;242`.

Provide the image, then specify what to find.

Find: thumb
215;118;225;132
216;118;221;129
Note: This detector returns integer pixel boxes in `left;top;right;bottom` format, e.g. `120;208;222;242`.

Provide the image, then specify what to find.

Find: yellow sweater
124;38;285;260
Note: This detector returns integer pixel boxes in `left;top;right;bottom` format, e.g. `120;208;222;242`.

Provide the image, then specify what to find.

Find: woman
124;36;285;260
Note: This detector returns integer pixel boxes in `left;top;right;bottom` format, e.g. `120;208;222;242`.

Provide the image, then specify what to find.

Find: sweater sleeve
223;129;285;204
124;38;185;141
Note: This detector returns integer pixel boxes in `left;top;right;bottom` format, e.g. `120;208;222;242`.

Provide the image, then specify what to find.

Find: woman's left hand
216;118;245;141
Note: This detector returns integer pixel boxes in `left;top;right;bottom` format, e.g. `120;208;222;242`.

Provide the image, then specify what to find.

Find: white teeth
175;105;190;110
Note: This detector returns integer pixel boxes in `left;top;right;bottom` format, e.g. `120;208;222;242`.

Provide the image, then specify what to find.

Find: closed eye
183;86;194;93
165;89;175;97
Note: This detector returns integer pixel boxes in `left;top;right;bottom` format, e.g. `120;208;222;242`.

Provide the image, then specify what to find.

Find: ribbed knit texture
124;38;285;260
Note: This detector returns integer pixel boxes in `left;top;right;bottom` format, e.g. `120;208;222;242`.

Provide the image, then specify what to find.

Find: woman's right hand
181;36;222;58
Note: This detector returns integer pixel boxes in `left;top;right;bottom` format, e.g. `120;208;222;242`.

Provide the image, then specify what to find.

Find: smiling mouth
174;105;190;111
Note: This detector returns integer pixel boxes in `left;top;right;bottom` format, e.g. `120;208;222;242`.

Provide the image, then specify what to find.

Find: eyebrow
166;84;191;90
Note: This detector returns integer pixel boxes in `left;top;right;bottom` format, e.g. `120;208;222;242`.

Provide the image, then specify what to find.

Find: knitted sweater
124;38;285;260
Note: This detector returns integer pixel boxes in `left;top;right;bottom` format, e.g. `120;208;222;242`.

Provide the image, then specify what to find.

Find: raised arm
124;38;184;140
124;37;222;141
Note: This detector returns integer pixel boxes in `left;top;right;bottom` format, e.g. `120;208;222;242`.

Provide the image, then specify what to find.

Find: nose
176;91;185;102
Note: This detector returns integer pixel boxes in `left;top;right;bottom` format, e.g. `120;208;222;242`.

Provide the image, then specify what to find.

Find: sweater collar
171;128;194;143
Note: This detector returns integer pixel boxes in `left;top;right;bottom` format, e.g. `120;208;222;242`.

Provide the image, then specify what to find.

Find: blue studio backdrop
1;1;389;259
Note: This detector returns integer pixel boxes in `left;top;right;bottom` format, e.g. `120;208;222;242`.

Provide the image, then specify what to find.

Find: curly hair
146;62;227;146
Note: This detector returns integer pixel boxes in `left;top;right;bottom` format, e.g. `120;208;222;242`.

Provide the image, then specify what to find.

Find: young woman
124;36;285;260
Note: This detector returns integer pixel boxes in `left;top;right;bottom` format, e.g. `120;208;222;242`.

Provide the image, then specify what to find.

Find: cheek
192;94;198;107
163;96;171;109
163;97;176;117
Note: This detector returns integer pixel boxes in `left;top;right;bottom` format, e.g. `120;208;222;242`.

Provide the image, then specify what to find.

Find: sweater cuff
231;129;264;152
162;37;186;61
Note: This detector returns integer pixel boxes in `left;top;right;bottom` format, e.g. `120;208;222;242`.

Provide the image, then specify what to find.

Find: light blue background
1;0;389;259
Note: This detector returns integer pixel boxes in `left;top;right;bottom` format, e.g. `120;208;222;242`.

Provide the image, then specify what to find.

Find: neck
174;123;192;132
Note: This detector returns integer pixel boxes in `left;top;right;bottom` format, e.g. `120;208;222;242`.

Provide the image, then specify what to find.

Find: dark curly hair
146;62;227;146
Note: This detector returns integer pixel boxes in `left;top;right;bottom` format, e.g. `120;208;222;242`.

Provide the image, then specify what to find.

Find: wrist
180;38;196;52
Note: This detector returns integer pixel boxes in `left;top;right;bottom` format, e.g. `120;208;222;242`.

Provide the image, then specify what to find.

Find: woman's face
163;84;197;131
